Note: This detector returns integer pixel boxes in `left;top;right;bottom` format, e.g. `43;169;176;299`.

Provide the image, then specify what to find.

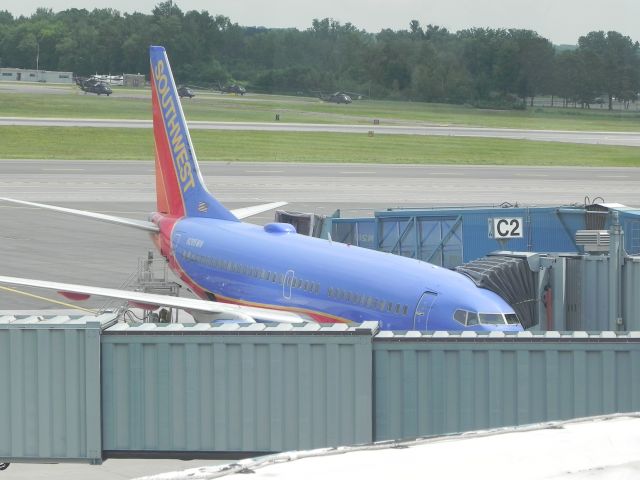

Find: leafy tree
0;3;638;110
509;29;555;105
578;31;640;110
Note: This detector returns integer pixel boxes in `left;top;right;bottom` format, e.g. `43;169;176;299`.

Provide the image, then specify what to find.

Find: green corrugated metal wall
373;331;640;441
3;317;640;464
0;314;116;464
623;257;640;330
564;255;640;331
101;323;374;454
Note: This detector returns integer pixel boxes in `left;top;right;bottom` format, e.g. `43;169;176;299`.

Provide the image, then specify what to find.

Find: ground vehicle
178;85;195;98
320;92;352;104
76;77;113;96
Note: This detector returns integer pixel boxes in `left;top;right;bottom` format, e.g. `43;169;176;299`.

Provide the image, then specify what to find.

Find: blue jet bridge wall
327;205;640;267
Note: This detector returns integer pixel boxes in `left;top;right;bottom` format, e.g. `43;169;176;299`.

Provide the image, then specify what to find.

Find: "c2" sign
489;217;523;239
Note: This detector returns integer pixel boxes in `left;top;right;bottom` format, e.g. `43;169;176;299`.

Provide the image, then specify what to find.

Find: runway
2;160;640;206
3;117;640;146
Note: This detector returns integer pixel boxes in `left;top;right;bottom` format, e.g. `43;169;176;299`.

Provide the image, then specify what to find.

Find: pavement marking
601;175;628;179
0;285;97;313
40;168;85;171
244;170;284;173
514;173;549;177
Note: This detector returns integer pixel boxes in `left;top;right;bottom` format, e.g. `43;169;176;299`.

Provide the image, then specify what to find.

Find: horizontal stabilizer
0;197;159;232
0;275;305;324
231;201;288;220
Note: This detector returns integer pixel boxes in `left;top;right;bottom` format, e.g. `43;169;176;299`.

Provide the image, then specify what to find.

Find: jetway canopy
457;255;537;328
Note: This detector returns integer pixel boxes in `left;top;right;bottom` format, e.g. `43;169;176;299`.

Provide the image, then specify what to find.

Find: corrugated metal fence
3;317;640;465
564;255;640;331
623;257;640;331
101;322;373;456
0;314;117;464
373;331;640;441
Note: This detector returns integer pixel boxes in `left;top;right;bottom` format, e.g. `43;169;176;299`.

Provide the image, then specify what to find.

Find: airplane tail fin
149;46;237;221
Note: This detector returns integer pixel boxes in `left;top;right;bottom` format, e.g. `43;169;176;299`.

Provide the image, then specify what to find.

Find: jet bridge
457;254;538;328
319;202;640;267
2;316;640;469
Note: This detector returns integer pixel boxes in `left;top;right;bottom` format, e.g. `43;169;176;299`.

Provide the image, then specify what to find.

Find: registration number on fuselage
186;237;204;248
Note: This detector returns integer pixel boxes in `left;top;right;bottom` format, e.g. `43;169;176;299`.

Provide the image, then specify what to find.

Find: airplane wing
0;198;287;228
0;197;159;232
0;275;305;324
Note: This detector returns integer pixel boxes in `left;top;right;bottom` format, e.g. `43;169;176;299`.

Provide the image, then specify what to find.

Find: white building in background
0;67;73;83
92;73;146;87
91;74;123;85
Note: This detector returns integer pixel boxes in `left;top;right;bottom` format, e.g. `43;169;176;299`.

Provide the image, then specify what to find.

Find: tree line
1;1;639;109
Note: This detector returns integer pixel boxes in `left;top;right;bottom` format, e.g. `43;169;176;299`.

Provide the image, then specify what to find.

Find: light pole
36;41;40;81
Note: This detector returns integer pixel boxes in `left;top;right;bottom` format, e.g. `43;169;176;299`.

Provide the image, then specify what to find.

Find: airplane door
171;232;182;257
413;291;438;330
283;269;294;300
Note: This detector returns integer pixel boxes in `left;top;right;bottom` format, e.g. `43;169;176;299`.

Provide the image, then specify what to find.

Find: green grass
2;85;640;131
2;126;639;166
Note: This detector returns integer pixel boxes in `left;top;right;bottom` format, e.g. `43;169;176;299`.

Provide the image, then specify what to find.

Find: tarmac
1;159;640;478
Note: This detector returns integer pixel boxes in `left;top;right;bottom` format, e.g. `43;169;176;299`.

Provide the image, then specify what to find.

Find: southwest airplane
0;46;523;332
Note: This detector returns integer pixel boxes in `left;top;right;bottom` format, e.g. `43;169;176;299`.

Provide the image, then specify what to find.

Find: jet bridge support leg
609;211;624;331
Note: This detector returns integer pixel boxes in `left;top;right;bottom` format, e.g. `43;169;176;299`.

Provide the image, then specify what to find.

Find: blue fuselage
168;218;522;332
